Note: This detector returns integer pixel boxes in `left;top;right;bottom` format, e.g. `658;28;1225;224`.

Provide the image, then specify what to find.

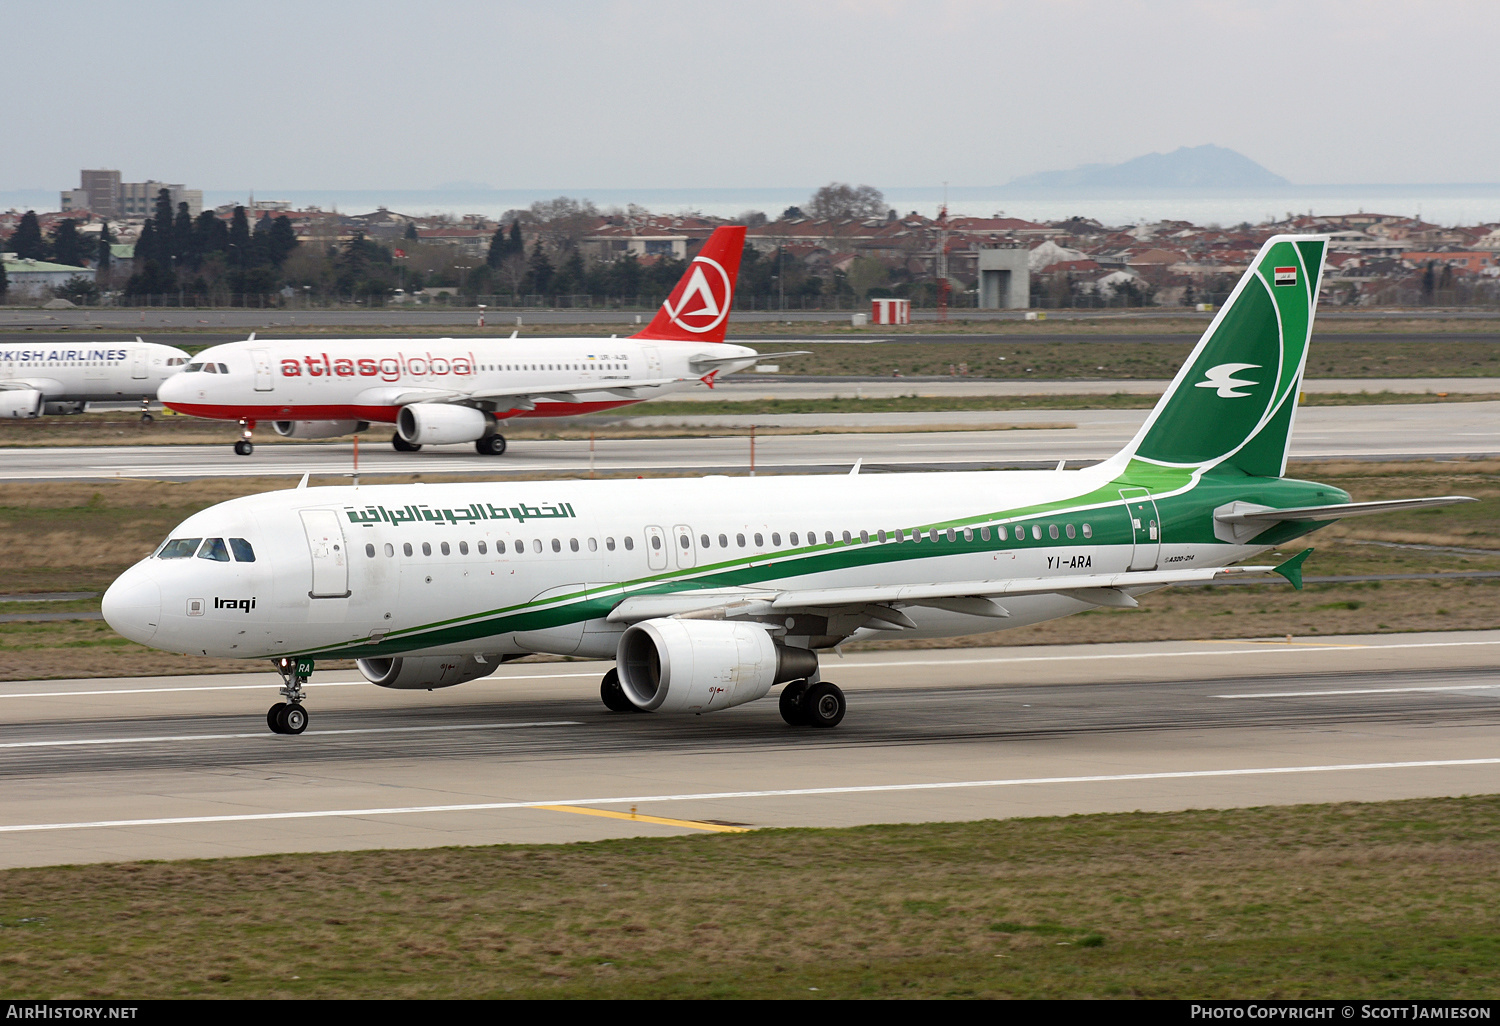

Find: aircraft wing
605;559;1301;629
354;377;687;412
0;378;61;393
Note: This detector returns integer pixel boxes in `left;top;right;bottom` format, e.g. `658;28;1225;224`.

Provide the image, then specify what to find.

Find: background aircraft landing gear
600;668;640;712
392;433;421;452
475;433;507;456
139;398;154;424
268;657;313;735
233;418;256;456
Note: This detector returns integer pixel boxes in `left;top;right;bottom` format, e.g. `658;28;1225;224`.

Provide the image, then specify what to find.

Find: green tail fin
1113;235;1327;478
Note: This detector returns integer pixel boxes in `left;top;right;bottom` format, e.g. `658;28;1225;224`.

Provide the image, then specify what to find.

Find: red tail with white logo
631;225;746;343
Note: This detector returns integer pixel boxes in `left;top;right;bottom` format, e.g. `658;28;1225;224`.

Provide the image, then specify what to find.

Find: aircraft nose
156;374;190;403
102;569;161;645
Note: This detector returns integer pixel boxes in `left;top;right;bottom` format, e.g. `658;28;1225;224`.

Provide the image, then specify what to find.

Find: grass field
1;796;1497;998
0;460;1492;680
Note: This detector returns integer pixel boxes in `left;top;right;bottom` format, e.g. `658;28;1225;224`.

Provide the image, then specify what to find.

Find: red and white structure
870;298;911;324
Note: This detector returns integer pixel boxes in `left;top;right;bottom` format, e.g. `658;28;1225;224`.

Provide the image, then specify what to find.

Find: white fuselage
156;336;760;426
101;466;1269;662
0;342;189;410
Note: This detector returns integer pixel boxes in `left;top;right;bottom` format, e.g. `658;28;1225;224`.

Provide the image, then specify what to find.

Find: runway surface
1;630;1497;868
4;401;1496;481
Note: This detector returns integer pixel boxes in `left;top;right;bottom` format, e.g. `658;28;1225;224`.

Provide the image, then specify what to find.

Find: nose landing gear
233;418;256;456
267;656;313;735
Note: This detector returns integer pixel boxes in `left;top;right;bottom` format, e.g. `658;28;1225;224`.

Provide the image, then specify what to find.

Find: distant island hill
1004;145;1292;191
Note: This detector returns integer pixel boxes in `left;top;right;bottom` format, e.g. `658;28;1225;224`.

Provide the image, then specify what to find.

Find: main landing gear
267;656;313;735
779;679;846;728
392;432;421;453
475;433;507;456
139;397;154;424
233;418;256;456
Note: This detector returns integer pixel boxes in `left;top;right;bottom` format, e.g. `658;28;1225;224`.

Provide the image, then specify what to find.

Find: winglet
1273;548;1313;590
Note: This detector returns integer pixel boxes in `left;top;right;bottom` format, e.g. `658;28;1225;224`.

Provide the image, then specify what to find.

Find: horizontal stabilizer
1216;496;1476;524
688;350;810;370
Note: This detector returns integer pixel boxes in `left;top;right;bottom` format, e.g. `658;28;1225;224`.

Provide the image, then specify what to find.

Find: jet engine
272;419;370;439
397;404;489;446
0;389;44;419
357;655;497;690
615;618;818;713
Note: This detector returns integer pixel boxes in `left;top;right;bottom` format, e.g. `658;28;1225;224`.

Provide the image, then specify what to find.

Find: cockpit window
158;538;202;558
229;538;255;562
202;363;219;374
183;363;203;373
166;357;188;367
197;538;231;562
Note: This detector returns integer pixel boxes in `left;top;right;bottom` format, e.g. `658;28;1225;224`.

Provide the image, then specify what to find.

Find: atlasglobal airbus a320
105;235;1473;735
158;225;799;456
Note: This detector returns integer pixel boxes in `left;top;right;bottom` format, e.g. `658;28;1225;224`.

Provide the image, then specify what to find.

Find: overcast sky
7;0;1498;193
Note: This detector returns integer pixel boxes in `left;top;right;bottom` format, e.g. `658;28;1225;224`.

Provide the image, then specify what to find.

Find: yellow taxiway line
531;804;749;833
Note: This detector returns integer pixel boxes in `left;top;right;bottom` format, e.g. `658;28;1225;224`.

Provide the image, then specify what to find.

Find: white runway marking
1217;684;1500;699
0;720;579;750
3;758;1497;834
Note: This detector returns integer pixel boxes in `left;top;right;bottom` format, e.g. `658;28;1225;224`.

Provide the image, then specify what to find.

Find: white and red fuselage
157;226;763;446
157;336;755;424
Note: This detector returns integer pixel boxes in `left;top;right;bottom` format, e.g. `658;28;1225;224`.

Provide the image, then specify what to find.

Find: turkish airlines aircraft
158;226;796;455
104;235;1473;735
0;339;189;419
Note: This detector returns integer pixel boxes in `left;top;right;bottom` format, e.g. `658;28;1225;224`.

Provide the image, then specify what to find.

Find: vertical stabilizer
631;225;747;344
1108;234;1327;478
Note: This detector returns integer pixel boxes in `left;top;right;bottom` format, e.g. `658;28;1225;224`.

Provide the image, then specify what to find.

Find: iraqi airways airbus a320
157;226;797;456
0;339;189;419
104;235;1474;735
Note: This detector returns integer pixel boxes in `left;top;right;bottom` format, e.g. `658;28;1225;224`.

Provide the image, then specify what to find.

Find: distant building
1;256;96;299
61;170;202;218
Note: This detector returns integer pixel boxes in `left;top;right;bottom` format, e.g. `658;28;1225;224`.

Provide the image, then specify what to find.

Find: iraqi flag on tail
631;225;746;344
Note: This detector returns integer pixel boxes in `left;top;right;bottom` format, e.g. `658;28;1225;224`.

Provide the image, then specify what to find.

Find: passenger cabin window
1082;524;1093;539
197;538;231;562
158;538;202;558
229;538;256;562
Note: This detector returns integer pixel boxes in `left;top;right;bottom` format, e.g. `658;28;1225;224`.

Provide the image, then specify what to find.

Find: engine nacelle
397;404;489;446
616;618;819;714
0;389;43;419
273;419;370;439
357;654;496;690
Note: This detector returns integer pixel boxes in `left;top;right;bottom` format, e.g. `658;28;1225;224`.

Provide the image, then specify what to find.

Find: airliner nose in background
0;339;190;418
158;225;799;456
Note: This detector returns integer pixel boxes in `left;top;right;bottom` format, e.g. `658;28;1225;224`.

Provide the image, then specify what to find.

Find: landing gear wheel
802;681;845;728
600;668;637;712
267;702;288;733
275;703;309;735
475;433;507;456
234;439;254;456
273;705;307;738
140;412;154;424
779;680;809;726
392;433;421;452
